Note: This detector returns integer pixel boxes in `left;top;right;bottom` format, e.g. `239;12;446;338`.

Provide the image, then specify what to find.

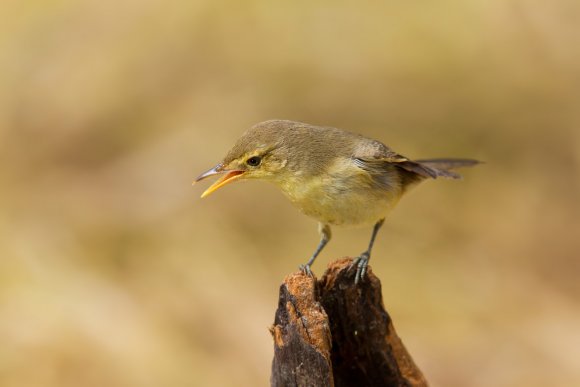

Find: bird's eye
246;156;261;167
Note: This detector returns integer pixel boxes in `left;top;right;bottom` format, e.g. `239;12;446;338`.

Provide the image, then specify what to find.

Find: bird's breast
277;158;403;226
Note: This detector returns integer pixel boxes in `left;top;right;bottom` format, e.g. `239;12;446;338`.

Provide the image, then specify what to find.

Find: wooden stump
270;257;427;387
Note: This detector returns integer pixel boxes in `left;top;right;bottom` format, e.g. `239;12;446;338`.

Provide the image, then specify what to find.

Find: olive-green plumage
196;120;478;283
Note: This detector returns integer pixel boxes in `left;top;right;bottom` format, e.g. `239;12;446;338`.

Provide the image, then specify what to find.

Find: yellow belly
277;163;403;227
296;188;400;226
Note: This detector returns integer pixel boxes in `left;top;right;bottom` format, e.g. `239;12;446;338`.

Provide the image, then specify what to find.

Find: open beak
193;164;245;198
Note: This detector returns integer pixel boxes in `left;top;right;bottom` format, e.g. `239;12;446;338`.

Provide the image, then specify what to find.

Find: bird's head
194;120;298;198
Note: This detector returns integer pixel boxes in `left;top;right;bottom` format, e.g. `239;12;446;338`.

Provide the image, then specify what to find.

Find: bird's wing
353;156;438;179
352;140;440;179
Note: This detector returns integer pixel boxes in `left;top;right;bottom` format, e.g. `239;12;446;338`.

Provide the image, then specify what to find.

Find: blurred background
1;0;579;386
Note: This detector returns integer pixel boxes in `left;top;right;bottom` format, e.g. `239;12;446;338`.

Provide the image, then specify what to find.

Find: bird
194;120;478;283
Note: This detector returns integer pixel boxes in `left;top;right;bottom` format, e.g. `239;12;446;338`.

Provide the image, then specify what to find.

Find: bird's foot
349;252;370;284
299;264;314;277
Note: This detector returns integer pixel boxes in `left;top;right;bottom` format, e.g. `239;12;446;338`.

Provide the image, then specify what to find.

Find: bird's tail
414;158;481;179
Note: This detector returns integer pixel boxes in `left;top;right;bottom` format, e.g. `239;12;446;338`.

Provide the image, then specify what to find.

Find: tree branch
270;257;427;387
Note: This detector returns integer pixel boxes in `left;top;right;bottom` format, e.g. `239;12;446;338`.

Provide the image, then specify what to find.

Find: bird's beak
193;164;245;198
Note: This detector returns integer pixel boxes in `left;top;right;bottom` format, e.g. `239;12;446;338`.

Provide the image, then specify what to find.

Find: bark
270;257;427;387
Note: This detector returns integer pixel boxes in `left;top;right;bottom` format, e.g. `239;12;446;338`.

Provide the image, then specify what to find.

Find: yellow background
1;1;579;386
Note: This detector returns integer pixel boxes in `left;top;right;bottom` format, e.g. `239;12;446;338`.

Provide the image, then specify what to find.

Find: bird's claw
349;252;370;284
299;264;314;277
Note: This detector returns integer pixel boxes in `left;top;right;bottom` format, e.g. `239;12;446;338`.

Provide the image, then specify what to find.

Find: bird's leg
350;218;385;284
300;223;332;277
